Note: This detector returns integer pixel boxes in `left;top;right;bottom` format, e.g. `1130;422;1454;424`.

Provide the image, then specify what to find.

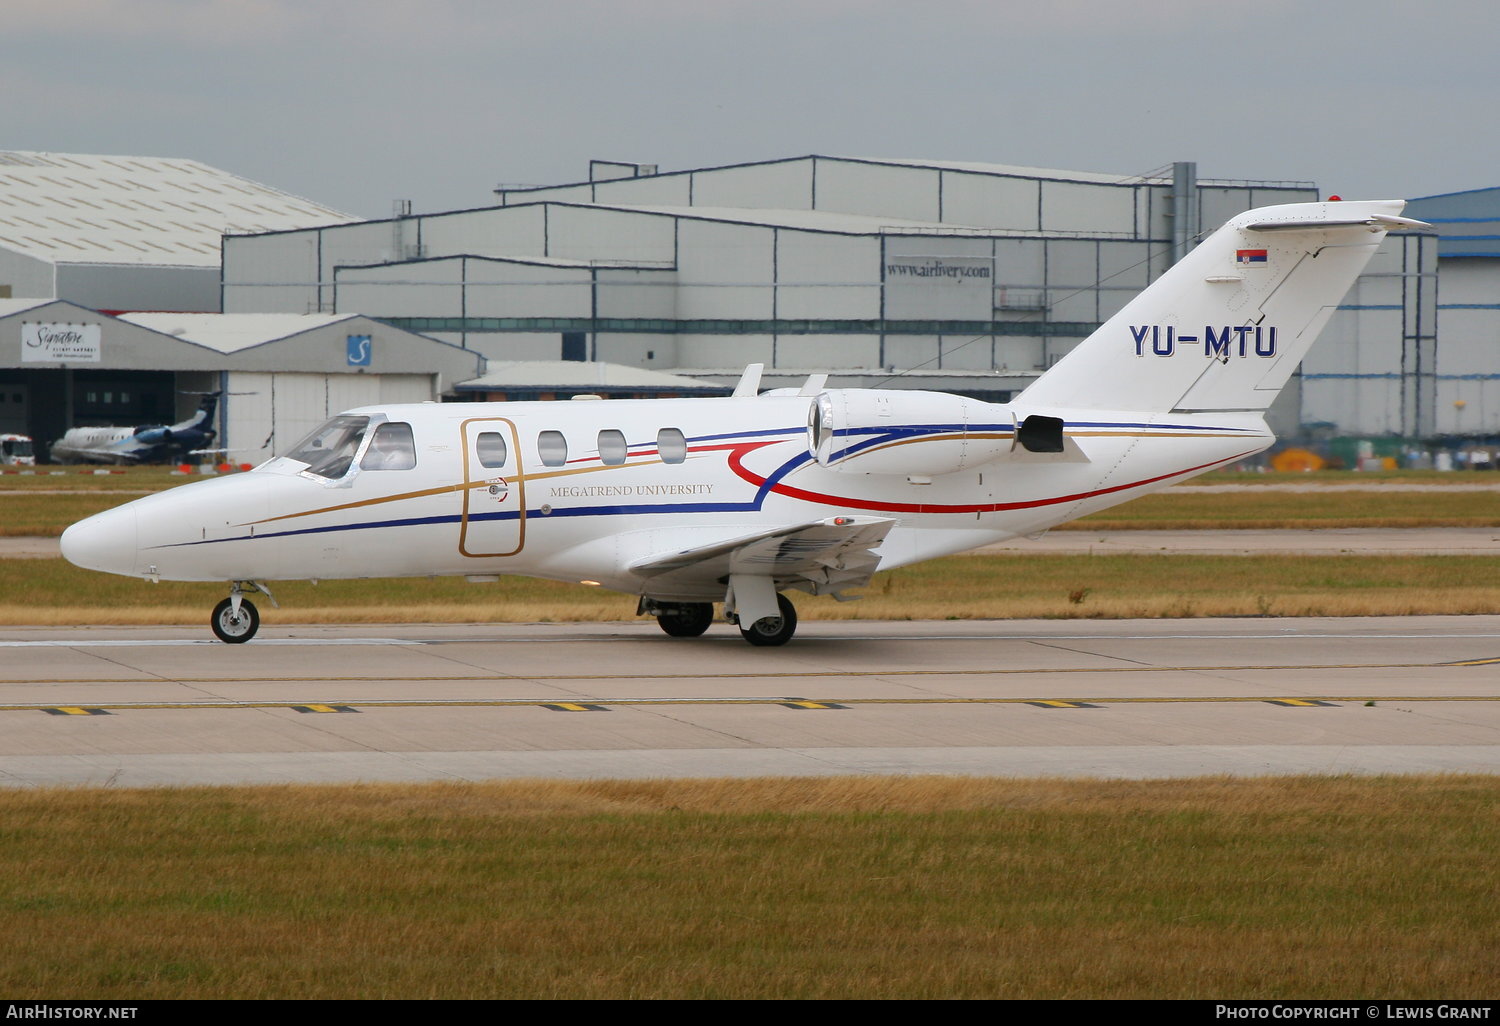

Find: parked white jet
50;392;221;465
61;201;1423;645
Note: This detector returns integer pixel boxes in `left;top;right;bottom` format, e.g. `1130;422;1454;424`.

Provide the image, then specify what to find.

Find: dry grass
1200;468;1500;485
0;776;1493;999
3;553;1496;625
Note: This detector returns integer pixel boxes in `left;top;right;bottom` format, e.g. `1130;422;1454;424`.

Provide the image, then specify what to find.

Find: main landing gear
210;582;275;644
639;594;799;647
737;593;797;647
653;601;715;637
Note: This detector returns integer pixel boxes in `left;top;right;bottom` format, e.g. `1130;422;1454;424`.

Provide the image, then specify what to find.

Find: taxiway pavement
0;616;1495;788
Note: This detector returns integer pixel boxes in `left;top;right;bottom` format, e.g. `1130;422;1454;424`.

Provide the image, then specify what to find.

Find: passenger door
459;417;525;557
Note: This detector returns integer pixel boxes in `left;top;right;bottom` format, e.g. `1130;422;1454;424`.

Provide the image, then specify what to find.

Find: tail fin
178;391;220;429
1019;200;1427;413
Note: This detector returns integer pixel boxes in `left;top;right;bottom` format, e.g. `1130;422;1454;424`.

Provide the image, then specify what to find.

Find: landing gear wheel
211;597;260;644
739;593;797;647
656;602;714;637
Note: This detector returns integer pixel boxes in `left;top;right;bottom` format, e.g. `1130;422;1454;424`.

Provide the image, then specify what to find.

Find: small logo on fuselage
1131;325;1278;359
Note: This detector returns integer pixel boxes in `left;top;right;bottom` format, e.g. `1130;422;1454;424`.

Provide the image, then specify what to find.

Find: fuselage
60;392;1272;598
49;426;144;465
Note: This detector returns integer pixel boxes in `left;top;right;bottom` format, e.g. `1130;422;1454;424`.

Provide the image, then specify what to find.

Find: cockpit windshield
282;415;370;480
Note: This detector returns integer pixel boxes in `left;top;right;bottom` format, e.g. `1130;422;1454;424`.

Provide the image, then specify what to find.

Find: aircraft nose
61;505;140;577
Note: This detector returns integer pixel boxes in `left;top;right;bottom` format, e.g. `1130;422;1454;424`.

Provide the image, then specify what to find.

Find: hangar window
597;429;627;466
284;415;369;480
475;431;508;469
538;430;568;467
657;428;686;464
360;422;417;471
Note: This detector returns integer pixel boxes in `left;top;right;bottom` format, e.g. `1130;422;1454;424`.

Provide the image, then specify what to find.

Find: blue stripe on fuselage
147;418;1253;552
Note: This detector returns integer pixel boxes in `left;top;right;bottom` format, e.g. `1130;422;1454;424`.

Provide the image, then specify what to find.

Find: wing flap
630;515;896;596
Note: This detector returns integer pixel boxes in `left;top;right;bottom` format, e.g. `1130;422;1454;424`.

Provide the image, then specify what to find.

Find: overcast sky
7;0;1496;219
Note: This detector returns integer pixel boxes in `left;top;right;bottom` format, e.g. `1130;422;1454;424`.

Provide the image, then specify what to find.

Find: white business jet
61;200;1423;645
50;392;221;465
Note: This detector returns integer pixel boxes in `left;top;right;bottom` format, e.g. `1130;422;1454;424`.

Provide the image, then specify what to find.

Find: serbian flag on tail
1236;249;1268;266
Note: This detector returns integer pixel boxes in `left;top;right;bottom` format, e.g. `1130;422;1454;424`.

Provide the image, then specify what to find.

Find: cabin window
657;428;686;464
475;431;508;469
538;430;568;467
597;429;627;466
283;415;369;480
360;422;417;471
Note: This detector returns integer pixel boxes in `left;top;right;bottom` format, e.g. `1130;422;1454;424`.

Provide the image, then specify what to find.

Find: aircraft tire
739;594;797;647
656;602;714;637
211;597;260;644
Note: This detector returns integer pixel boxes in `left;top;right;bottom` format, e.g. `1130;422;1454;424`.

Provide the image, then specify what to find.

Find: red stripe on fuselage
708;439;1259;514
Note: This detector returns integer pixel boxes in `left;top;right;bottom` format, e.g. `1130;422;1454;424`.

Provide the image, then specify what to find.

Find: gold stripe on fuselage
248;455;675;528
247;427;1250;530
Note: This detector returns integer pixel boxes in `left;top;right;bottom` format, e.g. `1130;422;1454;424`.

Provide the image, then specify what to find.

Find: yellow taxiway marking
5;656;1498;687
9;695;1495;714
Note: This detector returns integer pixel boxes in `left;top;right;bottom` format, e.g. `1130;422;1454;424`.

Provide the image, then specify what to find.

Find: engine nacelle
807;389;1022;476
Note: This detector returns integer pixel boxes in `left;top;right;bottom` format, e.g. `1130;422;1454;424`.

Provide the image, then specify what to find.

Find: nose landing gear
210;581;275;644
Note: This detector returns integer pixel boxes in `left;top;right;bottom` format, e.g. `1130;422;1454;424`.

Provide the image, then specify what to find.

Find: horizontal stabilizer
1245;214;1429;233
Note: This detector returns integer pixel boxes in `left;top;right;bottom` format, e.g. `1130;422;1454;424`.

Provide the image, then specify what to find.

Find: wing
56;446;141;465
629;515;896;598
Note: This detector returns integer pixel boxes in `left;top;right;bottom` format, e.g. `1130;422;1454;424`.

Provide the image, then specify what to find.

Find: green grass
1067;488;1500;530
0;464;191;489
0;777;1493;999
0;493;158;535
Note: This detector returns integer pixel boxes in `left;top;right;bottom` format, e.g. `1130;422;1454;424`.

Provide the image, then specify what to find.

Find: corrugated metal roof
847;155;1155;184
118;312;359;353
838;156;1313;189
458;360;725;392
578;203;993;234
0;151;354;267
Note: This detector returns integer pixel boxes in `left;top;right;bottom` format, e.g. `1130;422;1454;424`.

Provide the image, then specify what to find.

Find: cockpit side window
360;422;417;471
283;415;370;480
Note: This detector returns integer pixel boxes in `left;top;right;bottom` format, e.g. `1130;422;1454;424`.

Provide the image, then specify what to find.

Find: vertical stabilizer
1019;201;1426;414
